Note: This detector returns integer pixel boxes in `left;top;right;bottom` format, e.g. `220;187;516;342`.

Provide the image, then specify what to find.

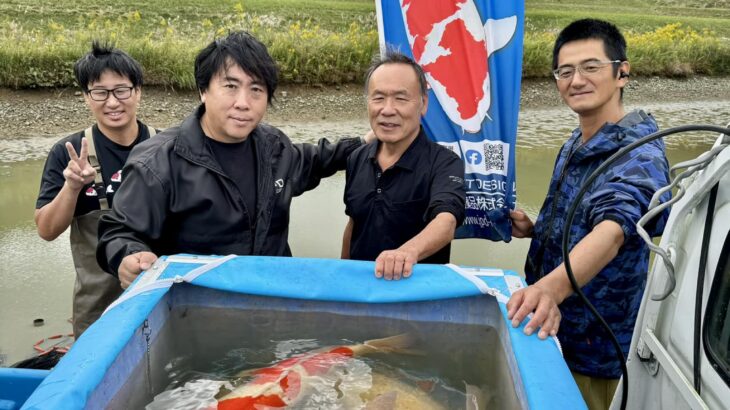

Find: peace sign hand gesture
62;137;97;191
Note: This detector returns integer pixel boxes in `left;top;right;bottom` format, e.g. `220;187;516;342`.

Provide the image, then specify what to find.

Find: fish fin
233;367;254;379
364;391;399;410
363;333;425;356
483;16;517;58
464;381;485;410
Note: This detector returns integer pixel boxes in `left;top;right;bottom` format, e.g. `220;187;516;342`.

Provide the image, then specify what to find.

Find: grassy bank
1;0;729;88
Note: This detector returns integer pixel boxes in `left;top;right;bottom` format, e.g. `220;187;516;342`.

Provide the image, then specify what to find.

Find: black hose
694;183;718;393
561;124;730;410
11;350;65;369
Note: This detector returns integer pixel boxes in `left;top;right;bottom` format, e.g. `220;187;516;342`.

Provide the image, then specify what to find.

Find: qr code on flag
483;141;505;172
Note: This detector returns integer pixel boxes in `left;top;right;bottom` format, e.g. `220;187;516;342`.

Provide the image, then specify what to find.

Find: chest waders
70;125;156;337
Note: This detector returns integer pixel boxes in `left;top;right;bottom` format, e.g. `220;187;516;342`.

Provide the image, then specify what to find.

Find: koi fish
361;373;446;410
216;334;420;410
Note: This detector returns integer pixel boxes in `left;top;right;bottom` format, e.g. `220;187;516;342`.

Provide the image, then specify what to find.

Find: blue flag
376;0;524;241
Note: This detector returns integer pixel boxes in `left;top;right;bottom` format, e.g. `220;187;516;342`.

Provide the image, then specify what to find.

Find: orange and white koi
216;334;418;410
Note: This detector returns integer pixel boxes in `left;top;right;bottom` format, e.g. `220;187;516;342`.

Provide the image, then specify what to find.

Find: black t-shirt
207;136;258;228
36;122;153;216
344;129;466;263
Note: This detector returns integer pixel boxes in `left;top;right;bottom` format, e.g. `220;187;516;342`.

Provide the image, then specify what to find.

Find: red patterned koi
216;335;417;409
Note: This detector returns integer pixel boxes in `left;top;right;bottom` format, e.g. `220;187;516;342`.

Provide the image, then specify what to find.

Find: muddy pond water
0;99;728;366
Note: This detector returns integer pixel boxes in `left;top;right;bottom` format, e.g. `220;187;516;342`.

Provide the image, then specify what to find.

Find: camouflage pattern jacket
525;110;670;378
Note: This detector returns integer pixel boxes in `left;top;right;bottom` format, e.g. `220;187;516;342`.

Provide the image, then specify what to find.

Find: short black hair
195;31;278;105
364;48;428;98
73;41;143;92
552;19;627;77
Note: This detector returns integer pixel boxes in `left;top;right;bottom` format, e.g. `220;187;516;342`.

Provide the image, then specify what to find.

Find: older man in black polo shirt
341;51;466;280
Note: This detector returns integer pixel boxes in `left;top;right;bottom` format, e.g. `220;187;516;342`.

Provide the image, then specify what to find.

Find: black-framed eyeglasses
552;60;622;81
87;86;135;101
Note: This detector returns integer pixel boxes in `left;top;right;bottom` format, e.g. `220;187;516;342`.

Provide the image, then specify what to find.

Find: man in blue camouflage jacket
506;19;670;409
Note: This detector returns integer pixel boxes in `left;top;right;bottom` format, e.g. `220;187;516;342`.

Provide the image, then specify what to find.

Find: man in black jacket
97;31;369;288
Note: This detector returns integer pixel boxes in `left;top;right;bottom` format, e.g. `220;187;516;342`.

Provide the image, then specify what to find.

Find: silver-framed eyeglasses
87;86;135;101
552;60;622;80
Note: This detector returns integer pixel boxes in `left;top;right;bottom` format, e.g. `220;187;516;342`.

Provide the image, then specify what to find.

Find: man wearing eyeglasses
35;42;157;338
505;19;670;409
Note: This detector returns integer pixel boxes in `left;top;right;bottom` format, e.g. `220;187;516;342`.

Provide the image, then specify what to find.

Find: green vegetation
0;0;728;88
523;0;730;76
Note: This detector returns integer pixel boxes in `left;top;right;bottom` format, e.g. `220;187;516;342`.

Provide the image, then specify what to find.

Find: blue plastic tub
0;368;49;410
23;255;585;409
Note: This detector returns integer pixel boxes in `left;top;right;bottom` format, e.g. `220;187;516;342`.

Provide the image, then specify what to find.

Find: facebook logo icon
465;149;483;165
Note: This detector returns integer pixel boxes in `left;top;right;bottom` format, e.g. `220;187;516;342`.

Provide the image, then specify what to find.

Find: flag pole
374;0;387;57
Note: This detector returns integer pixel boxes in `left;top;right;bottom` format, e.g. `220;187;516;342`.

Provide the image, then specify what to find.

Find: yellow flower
48;21;64;31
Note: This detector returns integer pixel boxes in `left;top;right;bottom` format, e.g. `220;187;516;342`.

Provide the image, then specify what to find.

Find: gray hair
364;49;428;98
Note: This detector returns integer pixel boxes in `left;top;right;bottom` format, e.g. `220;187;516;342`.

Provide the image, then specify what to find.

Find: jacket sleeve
290;137;363;196
427;150;466;224
586;147;671;238
96;159;168;275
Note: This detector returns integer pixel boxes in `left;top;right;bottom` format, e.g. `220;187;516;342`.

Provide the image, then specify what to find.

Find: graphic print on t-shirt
83;168;124;197
36;123;152;217
105;169;124;195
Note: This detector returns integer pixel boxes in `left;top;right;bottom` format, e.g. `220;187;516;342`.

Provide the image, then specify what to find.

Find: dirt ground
1;76;729;139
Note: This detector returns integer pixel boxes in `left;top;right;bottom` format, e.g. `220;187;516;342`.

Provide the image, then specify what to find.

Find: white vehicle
611;125;730;409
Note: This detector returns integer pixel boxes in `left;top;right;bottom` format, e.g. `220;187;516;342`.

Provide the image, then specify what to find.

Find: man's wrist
534;275;569;305
125;244;150;258
63;180;85;193
522;224;534;238
397;245;420;261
